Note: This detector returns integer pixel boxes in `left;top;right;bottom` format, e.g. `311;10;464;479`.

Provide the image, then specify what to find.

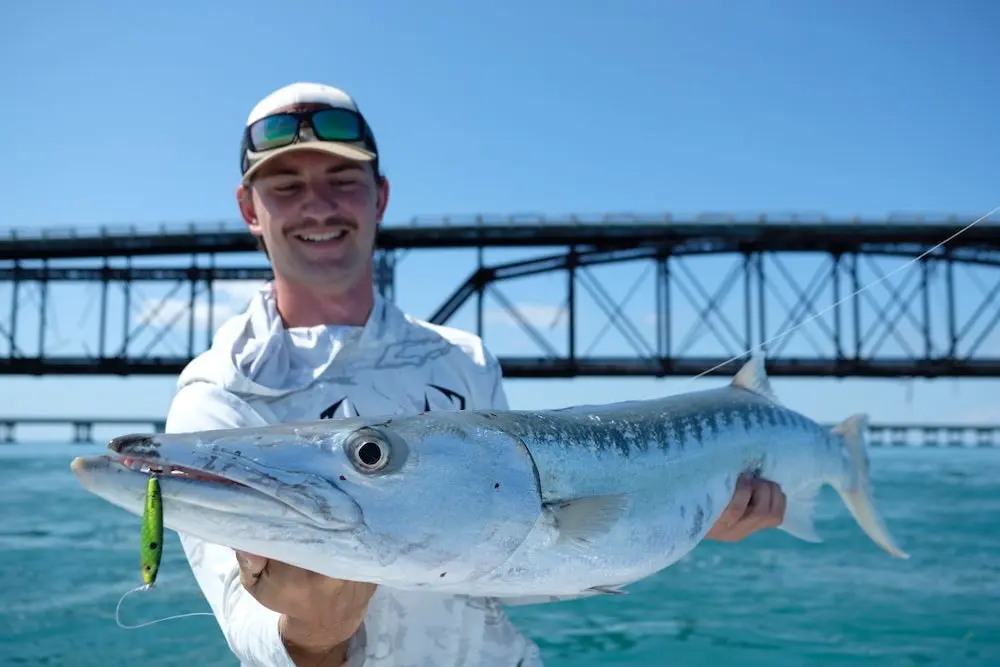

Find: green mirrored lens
250;114;299;151
311;109;362;141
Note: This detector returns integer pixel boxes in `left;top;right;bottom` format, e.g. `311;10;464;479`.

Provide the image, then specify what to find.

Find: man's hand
235;550;376;666
705;474;786;542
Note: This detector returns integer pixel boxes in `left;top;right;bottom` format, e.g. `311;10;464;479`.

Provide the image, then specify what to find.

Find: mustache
286;216;358;234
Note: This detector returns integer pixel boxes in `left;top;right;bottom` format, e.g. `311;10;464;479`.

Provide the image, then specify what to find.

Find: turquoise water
2;443;997;666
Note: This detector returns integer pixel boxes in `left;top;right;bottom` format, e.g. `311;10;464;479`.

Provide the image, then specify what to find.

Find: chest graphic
319;383;467;420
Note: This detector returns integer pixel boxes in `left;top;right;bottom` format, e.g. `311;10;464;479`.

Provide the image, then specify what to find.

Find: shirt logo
319;383;467;420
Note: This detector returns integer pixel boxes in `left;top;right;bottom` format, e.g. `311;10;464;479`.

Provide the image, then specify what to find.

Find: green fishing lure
140;474;163;588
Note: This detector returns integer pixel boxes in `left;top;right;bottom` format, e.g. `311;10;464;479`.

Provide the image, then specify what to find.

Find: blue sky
1;0;998;442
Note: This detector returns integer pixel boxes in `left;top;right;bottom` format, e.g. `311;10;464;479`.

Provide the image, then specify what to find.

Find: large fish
69;355;908;602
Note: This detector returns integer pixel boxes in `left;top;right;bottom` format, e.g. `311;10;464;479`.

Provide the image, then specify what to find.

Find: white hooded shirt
164;283;543;667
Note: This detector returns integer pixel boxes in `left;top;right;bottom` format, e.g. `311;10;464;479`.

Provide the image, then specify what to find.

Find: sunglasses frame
243;107;372;153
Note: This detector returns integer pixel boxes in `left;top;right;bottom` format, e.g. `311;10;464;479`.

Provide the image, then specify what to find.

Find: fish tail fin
831;414;910;559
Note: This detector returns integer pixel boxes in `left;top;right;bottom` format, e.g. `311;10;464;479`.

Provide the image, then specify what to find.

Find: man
165;81;787;667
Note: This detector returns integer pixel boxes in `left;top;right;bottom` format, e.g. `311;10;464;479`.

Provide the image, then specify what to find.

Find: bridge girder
1;213;998;379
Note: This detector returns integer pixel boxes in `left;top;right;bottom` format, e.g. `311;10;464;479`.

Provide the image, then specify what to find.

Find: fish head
69;412;543;589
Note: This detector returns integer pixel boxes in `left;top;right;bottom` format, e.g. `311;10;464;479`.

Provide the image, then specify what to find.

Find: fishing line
113;472;216;630
684;204;1000;384
114;583;215;629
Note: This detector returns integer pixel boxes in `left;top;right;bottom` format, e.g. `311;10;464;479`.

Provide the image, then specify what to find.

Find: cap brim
242;141;376;182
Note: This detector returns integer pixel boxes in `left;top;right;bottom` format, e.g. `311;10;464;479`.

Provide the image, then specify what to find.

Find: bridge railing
0;210;994;242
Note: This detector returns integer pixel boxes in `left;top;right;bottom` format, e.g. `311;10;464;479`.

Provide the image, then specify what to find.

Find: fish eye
347;430;390;473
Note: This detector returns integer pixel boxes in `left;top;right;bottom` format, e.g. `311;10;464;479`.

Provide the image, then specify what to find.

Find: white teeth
119;457;237;484
296;230;347;242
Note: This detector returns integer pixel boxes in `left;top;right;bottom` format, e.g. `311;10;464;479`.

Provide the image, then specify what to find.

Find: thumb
235;550;268;575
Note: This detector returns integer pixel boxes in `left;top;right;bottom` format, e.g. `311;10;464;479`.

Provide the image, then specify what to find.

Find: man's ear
376;176;391;225
236;183;262;237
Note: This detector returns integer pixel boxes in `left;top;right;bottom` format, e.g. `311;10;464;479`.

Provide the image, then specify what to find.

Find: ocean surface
1;442;998;667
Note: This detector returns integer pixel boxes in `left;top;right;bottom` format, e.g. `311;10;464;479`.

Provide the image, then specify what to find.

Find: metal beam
2;212;998;260
1;214;998;379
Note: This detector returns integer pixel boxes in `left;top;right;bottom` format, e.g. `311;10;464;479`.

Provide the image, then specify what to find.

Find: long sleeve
165;382;299;667
480;347;511;411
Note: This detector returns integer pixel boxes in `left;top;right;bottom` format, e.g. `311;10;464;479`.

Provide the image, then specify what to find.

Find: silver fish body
70;355;908;601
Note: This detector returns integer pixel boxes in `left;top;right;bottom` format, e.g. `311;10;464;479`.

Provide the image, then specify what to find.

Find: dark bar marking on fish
108;433;160;457
688;504;705;539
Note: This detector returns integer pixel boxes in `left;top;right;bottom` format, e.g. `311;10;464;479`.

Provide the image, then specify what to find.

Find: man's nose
298;181;342;221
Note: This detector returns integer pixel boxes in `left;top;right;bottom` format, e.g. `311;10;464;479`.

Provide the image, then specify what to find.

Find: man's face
237;149;389;293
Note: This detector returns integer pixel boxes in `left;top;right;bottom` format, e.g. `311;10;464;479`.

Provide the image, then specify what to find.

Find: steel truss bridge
1;211;999;379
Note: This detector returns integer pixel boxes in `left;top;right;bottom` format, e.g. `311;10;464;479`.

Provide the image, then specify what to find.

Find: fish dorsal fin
731;353;780;404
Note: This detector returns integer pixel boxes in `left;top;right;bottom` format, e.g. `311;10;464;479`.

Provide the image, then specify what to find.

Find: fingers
726;475;755;522
744;477;782;529
235;550;270;595
232;550;369;618
235;550;268;575
706;474;787;542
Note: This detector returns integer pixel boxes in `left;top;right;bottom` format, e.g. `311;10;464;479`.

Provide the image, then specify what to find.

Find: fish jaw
71;413;545;588
81;428;366;531
69;425;372;578
68;453;364;572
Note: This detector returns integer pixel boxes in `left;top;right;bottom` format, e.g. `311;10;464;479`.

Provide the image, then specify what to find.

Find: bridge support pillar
374;250;395;302
0;422;13;443
72;421;93;443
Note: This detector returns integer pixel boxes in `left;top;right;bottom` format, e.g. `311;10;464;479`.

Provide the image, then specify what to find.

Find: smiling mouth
294;229;350;242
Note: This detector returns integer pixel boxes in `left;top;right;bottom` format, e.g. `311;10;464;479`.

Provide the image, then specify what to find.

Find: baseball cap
240;82;379;182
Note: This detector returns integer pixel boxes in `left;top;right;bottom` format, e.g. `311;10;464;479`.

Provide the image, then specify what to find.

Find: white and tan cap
241;82;378;181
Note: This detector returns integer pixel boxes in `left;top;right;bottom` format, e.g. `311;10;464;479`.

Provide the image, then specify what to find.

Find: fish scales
472;389;826;502
439;388;845;597
70;354;909;602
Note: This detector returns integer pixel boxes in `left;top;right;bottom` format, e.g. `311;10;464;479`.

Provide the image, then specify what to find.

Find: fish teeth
118;456;242;486
121;456;188;477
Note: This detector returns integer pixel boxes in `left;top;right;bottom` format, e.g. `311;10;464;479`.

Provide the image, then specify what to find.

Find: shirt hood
176;282;400;399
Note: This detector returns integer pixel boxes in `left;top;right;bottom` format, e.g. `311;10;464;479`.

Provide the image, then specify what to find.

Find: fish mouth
70;432;363;531
79;452;250;488
118;454;245;485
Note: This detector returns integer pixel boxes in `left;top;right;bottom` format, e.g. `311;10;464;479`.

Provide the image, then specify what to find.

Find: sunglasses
243;107;375;153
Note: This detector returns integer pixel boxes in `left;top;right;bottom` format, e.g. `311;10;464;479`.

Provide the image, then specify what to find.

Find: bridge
1;211;999;378
2;416;997;447
0;417;166;444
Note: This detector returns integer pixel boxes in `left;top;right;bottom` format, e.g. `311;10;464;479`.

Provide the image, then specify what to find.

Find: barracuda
69;355;908;601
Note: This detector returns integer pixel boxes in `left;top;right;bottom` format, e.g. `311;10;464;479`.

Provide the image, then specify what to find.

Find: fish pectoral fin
731;352;781;404
544;494;630;549
778;483;823;543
